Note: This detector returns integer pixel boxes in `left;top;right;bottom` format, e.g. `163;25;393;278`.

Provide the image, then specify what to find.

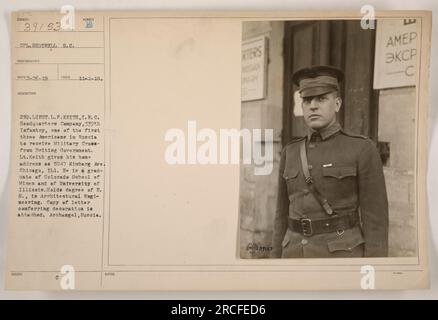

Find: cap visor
300;86;337;98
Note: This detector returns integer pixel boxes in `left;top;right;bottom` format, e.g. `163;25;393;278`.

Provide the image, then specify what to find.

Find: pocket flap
283;167;299;180
327;230;364;252
322;166;357;179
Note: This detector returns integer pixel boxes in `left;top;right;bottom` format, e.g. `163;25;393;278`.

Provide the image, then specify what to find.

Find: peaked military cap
292;65;344;98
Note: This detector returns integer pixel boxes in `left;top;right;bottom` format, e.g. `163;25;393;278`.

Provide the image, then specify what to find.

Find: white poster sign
374;19;420;89
241;36;268;101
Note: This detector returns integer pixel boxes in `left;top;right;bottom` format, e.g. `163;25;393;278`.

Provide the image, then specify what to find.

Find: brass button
303;189;309;195
308;144;315;149
301;239;308;245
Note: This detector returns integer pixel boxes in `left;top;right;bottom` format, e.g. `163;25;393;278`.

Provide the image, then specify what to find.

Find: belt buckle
300;218;313;236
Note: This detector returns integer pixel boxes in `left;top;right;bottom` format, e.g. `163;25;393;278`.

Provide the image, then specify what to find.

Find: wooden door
282;20;379;145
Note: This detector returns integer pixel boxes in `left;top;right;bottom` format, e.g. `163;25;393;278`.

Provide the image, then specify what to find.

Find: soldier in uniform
271;65;389;258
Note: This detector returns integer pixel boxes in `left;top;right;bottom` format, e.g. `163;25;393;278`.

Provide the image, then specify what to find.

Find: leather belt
288;213;359;237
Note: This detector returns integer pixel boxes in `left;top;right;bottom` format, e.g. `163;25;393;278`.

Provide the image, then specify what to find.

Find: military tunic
271;122;389;258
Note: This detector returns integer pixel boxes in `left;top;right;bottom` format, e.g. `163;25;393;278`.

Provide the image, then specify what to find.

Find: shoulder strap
340;129;368;140
284;136;306;148
299;140;335;216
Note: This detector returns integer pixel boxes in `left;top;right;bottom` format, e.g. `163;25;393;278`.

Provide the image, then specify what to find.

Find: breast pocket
283;167;299;194
322;166;357;201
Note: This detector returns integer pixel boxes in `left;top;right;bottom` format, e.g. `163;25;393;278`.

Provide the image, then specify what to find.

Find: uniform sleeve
358;140;389;257
270;147;289;258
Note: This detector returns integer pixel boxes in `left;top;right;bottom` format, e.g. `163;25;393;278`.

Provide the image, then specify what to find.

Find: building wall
378;87;417;257
239;21;284;258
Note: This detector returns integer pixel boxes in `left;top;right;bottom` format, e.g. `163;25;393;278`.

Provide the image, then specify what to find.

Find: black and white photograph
239;18;420;259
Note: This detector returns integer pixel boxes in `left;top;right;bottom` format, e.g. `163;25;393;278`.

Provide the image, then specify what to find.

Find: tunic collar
307;121;342;141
